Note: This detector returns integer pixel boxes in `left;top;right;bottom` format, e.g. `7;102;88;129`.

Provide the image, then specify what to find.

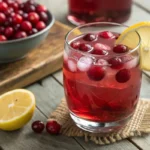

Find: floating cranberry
12;14;23;24
28;28;38;35
4;7;14;16
87;65;106;81
0;35;7;41
79;43;92;52
5;27;14;38
92;49;108;55
36;21;46;31
108;57;123;69
0;13;6;24
0;2;8;12
0;26;5;34
99;31;113;39
21;21;32;32
24;4;36;13
28;12;39;24
116;69;131;83
36;5;47;13
46;121;61;134
70;41;80;49
113;44;128;53
83;33;97;41
32;120;45;133
39;12;48;23
15;31;27;39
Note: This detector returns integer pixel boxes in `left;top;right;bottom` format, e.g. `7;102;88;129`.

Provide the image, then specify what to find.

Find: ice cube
77;56;93;72
94;43;111;51
68;58;77;72
96;59;109;66
124;56;139;69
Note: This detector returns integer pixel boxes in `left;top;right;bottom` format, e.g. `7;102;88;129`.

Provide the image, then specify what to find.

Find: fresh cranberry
92;49;108;55
28;28;38;35
0;13;6;24
16;10;24;16
39;12;48;23
9;2;18;11
15;31;27;39
13;24;20;32
5;27;14;38
36;21;46;31
12;14;23;24
0;2;8;12
22;13;28;20
24;4;36;13
26;0;35;5
21;21;32;32
10;12;15;17
4;7;14;16
4;17;12;27
28;12;39;24
99;31;113;39
19;3;25;10
36;5;47;13
108;57;123;69
113;44;128;53
32;120;45;133
87;65;106;81
79;43;92;52
0;26;5;34
70;41;80;49
46;121;61;134
116;69;131;83
0;35;7;41
83;33;97;41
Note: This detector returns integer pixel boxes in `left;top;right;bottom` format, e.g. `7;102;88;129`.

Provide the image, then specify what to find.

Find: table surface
1;0;150;150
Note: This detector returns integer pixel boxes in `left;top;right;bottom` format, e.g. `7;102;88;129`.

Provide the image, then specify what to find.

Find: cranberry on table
0;35;7;41
79;43;92;52
99;31;114;39
21;21;32;32
28;12;39;24
0;13;6;24
46;121;61;134
5;27;14;38
32;120;45;133
39;12;48;23
113;44;129;53
70;41;80;49
0;2;8;12
36;5;47;13
108;57;123;69
36;21;46;31
83;33;97;41
87;65;106;81
12;14;23;24
116;69;131;83
15;31;27;39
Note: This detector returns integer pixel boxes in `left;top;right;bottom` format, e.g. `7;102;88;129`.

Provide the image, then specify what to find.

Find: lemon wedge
0;89;35;131
116;22;150;71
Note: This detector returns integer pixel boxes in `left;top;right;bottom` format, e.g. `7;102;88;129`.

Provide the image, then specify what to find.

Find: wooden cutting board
0;21;71;94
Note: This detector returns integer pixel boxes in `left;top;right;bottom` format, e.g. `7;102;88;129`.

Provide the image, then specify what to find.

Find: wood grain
0;21;71;95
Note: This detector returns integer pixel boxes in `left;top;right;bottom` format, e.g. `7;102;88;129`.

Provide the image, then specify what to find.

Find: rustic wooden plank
0;100;83;150
53;70;63;85
134;0;150;12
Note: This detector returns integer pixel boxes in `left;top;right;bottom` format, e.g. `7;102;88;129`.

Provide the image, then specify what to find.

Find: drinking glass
63;22;141;133
68;0;132;25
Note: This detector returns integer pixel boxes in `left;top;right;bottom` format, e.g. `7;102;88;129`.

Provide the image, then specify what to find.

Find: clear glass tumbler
63;22;141;133
68;0;132;25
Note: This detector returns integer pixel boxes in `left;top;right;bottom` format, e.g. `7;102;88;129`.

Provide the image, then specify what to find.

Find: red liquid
63;32;141;123
68;0;132;25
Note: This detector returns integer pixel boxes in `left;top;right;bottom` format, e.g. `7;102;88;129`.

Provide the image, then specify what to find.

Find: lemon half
0;89;35;131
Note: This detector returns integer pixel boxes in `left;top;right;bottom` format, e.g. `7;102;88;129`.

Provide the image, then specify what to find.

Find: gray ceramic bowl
0;11;55;63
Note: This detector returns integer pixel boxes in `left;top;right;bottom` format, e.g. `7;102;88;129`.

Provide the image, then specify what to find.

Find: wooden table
1;0;150;150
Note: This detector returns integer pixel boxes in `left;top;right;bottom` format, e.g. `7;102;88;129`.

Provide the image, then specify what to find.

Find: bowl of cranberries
0;0;54;63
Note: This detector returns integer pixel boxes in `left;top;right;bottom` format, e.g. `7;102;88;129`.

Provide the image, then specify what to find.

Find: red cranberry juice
63;31;141;122
68;0;132;24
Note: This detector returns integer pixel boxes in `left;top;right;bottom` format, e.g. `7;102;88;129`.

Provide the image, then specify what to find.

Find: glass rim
65;22;141;58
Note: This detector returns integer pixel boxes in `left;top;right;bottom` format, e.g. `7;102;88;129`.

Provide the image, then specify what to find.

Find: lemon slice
0;89;35;131
116;22;150;71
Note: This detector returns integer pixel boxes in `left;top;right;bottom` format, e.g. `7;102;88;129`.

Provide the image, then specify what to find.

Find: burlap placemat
48;98;150;145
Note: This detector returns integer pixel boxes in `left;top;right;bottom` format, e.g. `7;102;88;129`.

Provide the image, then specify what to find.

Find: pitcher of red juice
68;0;132;25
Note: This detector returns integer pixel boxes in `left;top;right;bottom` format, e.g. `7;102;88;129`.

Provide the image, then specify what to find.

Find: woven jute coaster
48;98;150;145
